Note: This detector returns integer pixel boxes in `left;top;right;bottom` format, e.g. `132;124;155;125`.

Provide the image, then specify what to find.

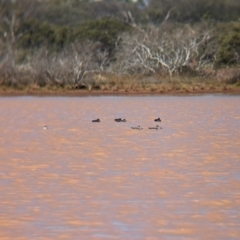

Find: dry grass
0;66;240;95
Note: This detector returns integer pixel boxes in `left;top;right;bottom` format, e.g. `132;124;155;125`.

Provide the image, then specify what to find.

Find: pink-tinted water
0;95;240;240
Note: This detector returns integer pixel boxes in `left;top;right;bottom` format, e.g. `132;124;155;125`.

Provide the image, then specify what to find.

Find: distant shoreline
0;88;240;97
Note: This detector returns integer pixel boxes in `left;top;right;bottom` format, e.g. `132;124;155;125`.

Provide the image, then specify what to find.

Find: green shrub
16;17;129;54
16;19;74;52
74;18;130;52
18;19;55;49
215;23;240;67
147;0;240;23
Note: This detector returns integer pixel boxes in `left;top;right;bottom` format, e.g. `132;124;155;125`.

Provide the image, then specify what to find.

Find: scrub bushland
0;0;240;93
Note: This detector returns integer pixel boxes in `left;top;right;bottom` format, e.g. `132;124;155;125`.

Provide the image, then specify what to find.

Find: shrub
74;18;130;52
215;22;240;67
16;19;73;52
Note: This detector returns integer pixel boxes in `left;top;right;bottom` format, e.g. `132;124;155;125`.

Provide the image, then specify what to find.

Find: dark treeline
0;0;240;90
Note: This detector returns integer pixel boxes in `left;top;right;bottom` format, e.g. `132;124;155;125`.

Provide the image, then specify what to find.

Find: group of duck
92;117;162;130
43;117;162;130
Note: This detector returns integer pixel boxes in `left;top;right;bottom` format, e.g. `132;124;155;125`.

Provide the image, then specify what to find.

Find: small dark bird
115;118;126;122
92;119;100;122
154;118;161;122
131;126;143;130
149;125;162;130
119;118;126;122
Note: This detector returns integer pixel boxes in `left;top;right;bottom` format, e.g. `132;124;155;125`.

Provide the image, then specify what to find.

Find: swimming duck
149;125;162;130
131;126;143;130
154;118;161;122
43;125;48;130
115;118;126;122
92;118;100;122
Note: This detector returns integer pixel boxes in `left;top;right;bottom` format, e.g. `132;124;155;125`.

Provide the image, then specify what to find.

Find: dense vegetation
0;0;239;92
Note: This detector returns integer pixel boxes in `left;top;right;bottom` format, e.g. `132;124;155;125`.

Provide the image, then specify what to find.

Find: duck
148;125;162;130
154;118;161;122
43;125;48;130
115;118;126;122
92;118;100;122
131;126;143;130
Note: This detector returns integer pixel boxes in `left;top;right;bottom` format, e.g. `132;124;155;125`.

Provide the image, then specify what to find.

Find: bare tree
0;0;43;74
25;41;111;89
114;24;215;77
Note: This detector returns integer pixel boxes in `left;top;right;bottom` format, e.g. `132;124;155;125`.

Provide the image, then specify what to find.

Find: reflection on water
0;95;240;239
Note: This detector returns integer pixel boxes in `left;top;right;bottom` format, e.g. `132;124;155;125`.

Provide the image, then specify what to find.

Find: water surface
0;95;240;239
